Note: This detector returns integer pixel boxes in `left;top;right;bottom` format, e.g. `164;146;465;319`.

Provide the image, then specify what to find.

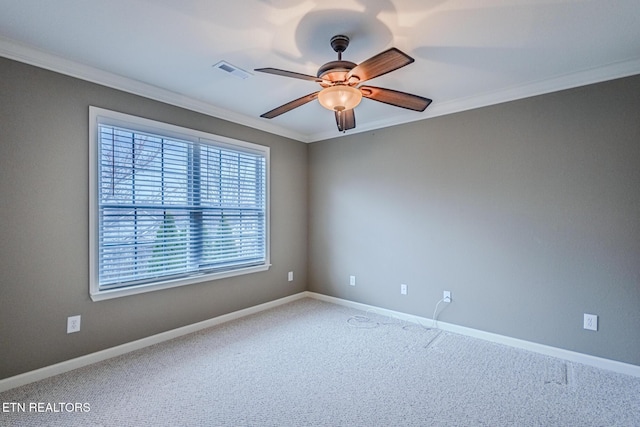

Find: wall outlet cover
584;313;598;331
67;315;81;334
443;291;451;303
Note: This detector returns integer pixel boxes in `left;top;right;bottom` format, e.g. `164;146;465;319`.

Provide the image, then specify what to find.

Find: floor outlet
401;284;408;295
349;275;356;286
443;291;451;303
67;315;81;334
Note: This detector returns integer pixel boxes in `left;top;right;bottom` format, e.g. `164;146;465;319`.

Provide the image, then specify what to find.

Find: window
89;107;269;301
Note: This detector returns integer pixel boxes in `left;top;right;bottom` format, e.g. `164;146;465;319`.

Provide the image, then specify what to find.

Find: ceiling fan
255;35;432;132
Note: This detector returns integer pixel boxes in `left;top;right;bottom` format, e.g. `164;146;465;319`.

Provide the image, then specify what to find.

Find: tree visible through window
150;213;186;273
90;107;269;300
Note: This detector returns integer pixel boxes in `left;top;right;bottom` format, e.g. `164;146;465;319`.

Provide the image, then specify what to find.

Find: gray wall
0;58;308;379
2;54;639;379
309;75;640;366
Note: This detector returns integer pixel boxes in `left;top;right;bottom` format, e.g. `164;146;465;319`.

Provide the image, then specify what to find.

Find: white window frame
89;106;270;301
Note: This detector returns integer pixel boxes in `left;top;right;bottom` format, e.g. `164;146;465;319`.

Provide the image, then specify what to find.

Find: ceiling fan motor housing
317;60;357;85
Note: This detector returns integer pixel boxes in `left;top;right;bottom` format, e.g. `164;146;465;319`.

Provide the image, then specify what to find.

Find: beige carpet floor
1;298;639;426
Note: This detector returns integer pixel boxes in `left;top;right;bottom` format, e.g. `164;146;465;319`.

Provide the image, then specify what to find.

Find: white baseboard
0;292;308;393
2;291;638;393
307;292;640;378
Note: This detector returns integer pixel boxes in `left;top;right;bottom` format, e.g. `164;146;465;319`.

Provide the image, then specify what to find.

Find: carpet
1;298;639;426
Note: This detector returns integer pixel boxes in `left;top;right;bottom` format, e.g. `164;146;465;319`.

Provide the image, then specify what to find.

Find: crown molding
306;57;640;142
2;36;638;144
0;36;310;143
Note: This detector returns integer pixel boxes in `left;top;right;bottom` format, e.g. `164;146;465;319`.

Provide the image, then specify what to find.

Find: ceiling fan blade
360;86;432;112
254;67;324;83
260;92;319;119
347;48;414;83
335;109;356;132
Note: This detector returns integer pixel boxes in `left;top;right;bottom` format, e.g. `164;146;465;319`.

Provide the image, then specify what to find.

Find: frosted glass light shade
318;85;362;111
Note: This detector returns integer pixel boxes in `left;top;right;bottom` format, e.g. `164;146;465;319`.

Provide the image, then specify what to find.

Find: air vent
213;61;252;80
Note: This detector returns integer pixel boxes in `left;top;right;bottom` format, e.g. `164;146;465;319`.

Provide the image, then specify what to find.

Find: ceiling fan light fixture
318;85;362;111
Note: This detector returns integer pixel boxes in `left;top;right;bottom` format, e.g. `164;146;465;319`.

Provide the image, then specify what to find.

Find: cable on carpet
347;308;434;331
347;308;408;329
432;298;445;329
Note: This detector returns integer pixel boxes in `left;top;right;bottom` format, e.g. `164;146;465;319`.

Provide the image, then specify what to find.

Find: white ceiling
1;0;639;142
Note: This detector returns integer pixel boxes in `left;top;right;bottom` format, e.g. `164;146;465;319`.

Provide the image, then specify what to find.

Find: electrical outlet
443;291;451;303
584;313;598;331
400;284;408;295
67;315;81;334
288;271;293;282
349;275;356;286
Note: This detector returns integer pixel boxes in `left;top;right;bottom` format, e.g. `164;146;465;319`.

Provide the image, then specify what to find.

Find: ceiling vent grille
213;61;252;80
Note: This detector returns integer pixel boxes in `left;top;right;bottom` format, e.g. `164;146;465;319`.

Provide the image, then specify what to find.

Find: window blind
96;122;267;290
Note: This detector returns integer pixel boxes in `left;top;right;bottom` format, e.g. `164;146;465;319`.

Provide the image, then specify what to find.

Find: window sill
90;264;271;302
